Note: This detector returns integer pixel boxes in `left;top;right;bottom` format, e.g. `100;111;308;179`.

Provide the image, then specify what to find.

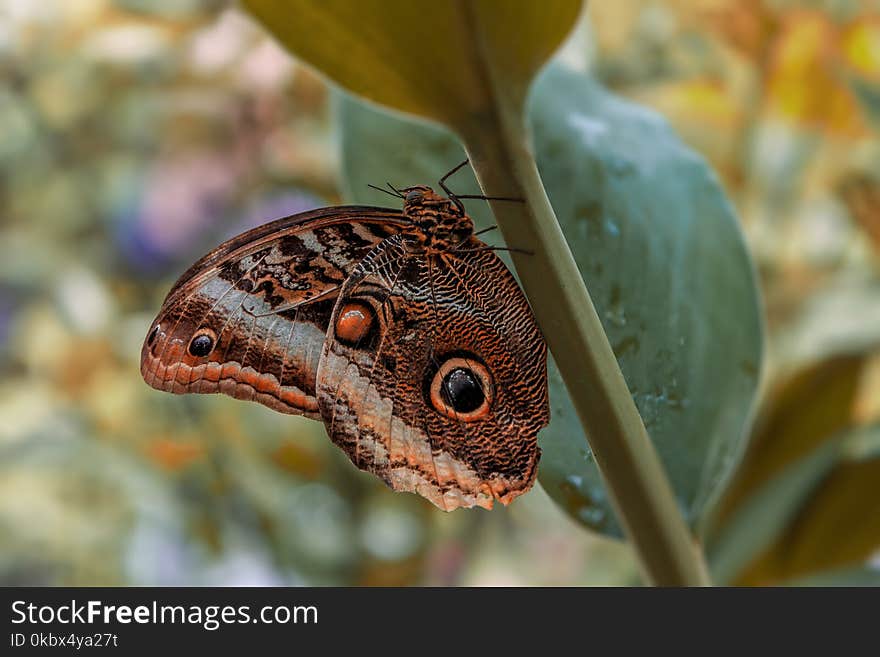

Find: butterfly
141;162;549;510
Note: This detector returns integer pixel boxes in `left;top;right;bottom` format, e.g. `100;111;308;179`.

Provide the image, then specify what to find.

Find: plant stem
458;114;711;587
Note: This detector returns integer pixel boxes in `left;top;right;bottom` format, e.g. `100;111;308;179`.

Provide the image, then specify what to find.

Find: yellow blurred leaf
700;0;778;60
242;0;581;131
638;79;742;129
854;355;880;423
841;16;880;81
146;437;206;471
837;172;880;254
584;0;642;54
628;78;743;176
736;437;880;585
714;353;866;525
270;441;323;479
766;10;866;136
708;354;880;584
358;554;427;586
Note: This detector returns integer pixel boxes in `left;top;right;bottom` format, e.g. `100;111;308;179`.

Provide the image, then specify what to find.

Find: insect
141;162;549;510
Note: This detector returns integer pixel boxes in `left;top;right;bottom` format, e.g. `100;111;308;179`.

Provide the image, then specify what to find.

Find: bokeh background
1;0;879;585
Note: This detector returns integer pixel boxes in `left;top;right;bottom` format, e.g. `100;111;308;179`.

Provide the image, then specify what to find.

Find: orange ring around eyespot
429;357;494;422
335;302;374;345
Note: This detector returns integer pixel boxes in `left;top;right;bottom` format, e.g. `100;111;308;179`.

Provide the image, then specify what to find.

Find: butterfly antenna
367;183;402;199
493;246;533;255
473;225;498;237
454;245;534;256
436;159;470;215
385;182;404;198
454;194;525;203
439;158;470;185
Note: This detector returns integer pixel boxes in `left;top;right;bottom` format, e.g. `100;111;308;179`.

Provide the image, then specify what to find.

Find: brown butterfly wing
140;206;406;418
316;234;549;510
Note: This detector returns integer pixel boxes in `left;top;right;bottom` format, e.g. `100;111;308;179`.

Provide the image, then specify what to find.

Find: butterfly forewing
141;207;406;418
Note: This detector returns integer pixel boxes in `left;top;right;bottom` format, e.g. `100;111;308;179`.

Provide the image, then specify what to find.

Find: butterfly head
400;185;473;250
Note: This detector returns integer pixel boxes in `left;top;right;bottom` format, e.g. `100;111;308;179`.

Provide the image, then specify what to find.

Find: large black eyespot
188;328;216;357
405;189;424;203
440;368;484;413
428;356;494;422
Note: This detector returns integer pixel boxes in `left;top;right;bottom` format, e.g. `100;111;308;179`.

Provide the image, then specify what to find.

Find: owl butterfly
141;162;549;511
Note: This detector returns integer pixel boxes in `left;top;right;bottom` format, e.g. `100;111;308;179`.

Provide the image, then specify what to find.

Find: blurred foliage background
1;0;878;585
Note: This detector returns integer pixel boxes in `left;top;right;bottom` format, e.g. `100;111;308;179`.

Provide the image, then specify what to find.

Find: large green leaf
531;68;763;536
338;65;764;538
244;0;581;131
336;95;488;224
705;352;878;584
711;354;867;529
708;422;880;585
707;439;840;585
850;76;880;131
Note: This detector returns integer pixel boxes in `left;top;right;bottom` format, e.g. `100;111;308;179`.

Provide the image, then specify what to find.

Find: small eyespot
188;328;216;357
429;356;494;422
147;324;160;346
334;302;374;345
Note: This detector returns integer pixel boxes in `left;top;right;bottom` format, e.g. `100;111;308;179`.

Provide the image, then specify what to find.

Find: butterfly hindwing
141;207;405;418
315;234;549;510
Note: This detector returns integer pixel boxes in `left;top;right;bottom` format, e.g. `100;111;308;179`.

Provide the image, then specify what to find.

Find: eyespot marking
428;356;494;422
335;302;374;346
188;328;217;358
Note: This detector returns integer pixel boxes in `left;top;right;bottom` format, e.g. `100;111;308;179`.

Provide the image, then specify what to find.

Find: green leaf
708;423;880;586
705;352;869;583
710;354;867;529
530;68;763;537
850;75;880;130
707;439;840;585
770;440;880;581
337;64;764;538
335;93;482;222
243;0;582;131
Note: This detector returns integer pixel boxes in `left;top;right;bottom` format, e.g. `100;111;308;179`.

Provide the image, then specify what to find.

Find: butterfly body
142;185;549;510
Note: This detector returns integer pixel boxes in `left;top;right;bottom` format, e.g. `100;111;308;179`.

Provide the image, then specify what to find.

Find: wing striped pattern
141;190;550;512
316;236;548;510
141;207;405;418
